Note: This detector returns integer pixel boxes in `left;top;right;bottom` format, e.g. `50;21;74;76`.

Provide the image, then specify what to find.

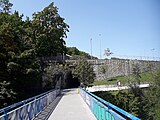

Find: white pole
90;38;92;59
99;34;102;59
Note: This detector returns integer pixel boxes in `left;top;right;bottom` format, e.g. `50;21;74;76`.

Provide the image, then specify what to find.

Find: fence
80;88;140;120
86;83;149;92
0;89;60;120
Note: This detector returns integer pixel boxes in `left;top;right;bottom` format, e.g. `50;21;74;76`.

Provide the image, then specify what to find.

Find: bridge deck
48;88;96;120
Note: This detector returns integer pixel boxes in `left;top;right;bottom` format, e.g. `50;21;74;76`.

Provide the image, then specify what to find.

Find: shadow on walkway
33;93;63;120
33;88;77;120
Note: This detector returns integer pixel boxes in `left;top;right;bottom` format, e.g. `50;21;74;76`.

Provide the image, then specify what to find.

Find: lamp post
151;48;155;61
90;38;93;59
99;34;102;59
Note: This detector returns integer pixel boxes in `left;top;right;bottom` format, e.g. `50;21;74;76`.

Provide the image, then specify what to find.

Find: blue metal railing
0;89;60;120
80;88;140;120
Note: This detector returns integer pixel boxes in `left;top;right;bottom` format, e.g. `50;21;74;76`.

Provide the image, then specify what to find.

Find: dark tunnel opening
63;70;80;89
68;77;80;88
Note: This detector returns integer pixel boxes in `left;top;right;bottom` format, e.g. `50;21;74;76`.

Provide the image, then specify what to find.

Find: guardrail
0;89;60;120
80;88;140;120
87;83;150;92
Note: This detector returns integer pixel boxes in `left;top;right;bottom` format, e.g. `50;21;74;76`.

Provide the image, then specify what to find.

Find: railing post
3;110;7;120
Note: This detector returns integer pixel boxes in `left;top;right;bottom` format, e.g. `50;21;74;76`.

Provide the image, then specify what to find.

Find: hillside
66;47;98;59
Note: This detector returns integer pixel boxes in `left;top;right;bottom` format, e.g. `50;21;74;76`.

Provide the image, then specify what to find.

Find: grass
91;71;153;86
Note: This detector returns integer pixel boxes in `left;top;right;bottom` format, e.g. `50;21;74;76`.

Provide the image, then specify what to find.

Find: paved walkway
34;94;63;120
48;88;96;120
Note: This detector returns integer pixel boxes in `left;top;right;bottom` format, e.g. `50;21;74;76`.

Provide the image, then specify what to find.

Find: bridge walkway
47;88;96;120
33;93;63;120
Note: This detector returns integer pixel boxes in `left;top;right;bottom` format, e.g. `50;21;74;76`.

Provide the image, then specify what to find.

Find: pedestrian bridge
0;88;140;120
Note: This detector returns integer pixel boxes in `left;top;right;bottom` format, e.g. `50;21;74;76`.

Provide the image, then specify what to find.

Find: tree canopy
0;1;69;108
66;47;98;59
72;57;95;87
0;0;13;13
32;3;69;57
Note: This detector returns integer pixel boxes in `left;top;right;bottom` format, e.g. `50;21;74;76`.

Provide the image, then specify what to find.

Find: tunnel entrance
63;71;80;88
69;77;80;88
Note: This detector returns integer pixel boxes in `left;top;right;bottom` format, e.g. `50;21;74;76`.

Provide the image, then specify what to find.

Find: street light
99;34;101;59
151;48;155;61
90;38;93;59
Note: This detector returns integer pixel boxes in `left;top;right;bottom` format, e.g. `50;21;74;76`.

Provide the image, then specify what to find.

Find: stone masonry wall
92;59;160;80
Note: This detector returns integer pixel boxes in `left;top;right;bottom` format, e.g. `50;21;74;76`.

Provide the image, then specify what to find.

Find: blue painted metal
80;88;141;120
0;89;60;120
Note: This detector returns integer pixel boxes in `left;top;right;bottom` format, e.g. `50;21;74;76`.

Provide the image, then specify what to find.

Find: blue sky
10;0;160;59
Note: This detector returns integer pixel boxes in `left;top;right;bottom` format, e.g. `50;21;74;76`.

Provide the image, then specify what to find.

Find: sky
10;0;160;59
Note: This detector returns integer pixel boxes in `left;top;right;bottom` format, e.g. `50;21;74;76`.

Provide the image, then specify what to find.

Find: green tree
99;64;108;79
66;47;97;59
72;57;95;87
147;67;160;120
66;47;80;56
132;63;141;84
32;2;69;57
0;1;70;108
0;11;22;106
0;4;42;107
31;2;69;76
0;0;13;13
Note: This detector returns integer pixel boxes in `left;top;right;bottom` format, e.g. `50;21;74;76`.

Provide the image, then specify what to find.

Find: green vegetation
0;0;96;108
93;67;160;119
0;0;69;108
91;71;153;86
0;1;160;119
72;57;95;87
93;91;141;117
66;47;98;59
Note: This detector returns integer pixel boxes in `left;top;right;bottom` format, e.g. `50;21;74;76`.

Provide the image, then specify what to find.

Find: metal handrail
0;88;60;120
0;89;54;114
80;88;140;120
